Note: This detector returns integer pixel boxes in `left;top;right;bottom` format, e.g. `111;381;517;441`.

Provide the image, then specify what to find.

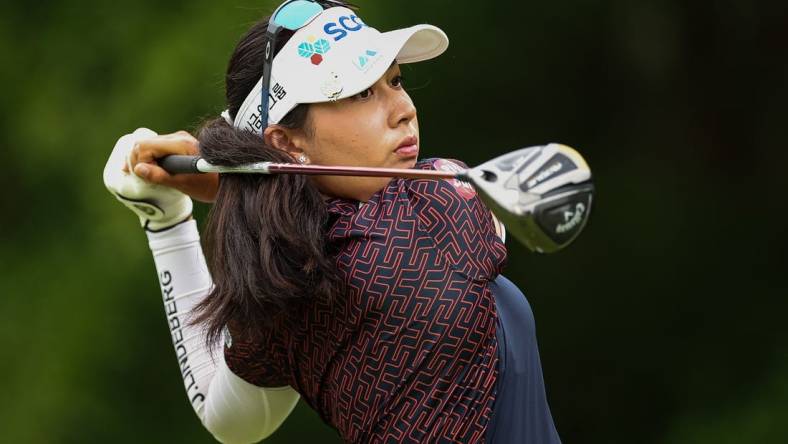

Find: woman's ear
263;125;306;159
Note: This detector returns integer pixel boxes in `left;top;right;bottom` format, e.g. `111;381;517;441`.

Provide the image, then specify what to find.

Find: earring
297;154;308;163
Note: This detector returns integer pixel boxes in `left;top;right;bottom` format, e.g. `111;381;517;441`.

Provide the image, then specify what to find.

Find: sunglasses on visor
259;0;347;127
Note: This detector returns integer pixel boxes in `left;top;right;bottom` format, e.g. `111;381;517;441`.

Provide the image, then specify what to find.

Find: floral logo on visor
297;36;331;65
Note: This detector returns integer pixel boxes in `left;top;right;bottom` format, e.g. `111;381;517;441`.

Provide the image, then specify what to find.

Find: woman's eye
354;75;404;100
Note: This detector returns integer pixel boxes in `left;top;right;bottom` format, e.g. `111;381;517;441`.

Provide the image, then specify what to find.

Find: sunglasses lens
275;1;323;30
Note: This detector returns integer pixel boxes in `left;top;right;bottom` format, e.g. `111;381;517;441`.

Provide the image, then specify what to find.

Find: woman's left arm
146;197;299;444
107;128;300;442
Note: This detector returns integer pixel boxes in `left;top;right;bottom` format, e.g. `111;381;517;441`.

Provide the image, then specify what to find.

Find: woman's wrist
146;217;199;251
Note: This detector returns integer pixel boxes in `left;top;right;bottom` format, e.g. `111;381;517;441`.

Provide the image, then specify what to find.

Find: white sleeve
146;220;300;443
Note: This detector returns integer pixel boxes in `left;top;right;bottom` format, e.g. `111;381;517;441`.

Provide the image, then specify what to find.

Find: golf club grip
159;155;202;174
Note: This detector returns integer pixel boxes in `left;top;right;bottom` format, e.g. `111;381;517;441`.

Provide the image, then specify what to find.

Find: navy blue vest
487;275;561;444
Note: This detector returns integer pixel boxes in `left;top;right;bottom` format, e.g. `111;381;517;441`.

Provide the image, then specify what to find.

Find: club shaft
267;163;459;179
160;155;461;179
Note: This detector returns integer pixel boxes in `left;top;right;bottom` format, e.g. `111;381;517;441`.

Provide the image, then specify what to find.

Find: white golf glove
103;128;193;232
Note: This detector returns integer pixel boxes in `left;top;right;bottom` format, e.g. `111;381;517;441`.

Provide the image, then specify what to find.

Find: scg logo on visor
323;15;366;42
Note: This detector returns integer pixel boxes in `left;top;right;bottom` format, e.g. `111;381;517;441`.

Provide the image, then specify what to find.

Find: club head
465;144;594;253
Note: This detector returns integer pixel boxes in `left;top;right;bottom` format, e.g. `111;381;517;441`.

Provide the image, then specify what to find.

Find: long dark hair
191;1;354;347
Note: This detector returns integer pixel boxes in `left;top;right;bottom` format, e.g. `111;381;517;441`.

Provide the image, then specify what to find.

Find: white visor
230;6;449;133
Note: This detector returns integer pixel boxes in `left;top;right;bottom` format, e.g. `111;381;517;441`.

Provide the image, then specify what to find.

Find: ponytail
190;117;341;346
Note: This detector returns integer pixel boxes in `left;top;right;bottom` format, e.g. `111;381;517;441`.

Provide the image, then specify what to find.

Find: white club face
470;144;594;252
472;144;590;213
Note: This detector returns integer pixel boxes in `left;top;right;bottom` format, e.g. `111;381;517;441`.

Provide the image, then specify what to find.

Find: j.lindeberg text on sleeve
146;220;300;443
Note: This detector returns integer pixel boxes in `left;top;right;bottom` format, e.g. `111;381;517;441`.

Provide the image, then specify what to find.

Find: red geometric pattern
225;159;507;443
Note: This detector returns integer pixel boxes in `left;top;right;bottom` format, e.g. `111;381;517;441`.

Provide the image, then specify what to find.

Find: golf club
159;143;594;253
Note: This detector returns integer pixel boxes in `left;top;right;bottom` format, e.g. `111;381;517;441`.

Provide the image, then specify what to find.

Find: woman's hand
123;130;219;203
104;128;193;231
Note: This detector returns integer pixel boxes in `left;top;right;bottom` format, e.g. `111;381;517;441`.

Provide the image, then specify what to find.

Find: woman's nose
389;89;417;128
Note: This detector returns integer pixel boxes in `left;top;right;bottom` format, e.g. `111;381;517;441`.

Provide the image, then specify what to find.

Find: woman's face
296;63;419;201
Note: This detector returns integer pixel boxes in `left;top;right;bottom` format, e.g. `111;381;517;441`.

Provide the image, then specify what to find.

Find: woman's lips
395;136;419;158
395;144;419;157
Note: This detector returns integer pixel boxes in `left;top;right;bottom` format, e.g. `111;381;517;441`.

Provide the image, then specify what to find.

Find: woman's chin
395;156;418;169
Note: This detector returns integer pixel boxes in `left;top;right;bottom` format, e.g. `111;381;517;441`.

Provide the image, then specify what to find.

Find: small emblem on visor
321;72;343;100
298;36;331;66
353;49;380;72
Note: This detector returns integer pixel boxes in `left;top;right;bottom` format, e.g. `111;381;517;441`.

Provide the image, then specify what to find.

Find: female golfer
104;1;561;442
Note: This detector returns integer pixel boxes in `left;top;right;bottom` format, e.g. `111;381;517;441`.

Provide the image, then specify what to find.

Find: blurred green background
1;0;786;442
